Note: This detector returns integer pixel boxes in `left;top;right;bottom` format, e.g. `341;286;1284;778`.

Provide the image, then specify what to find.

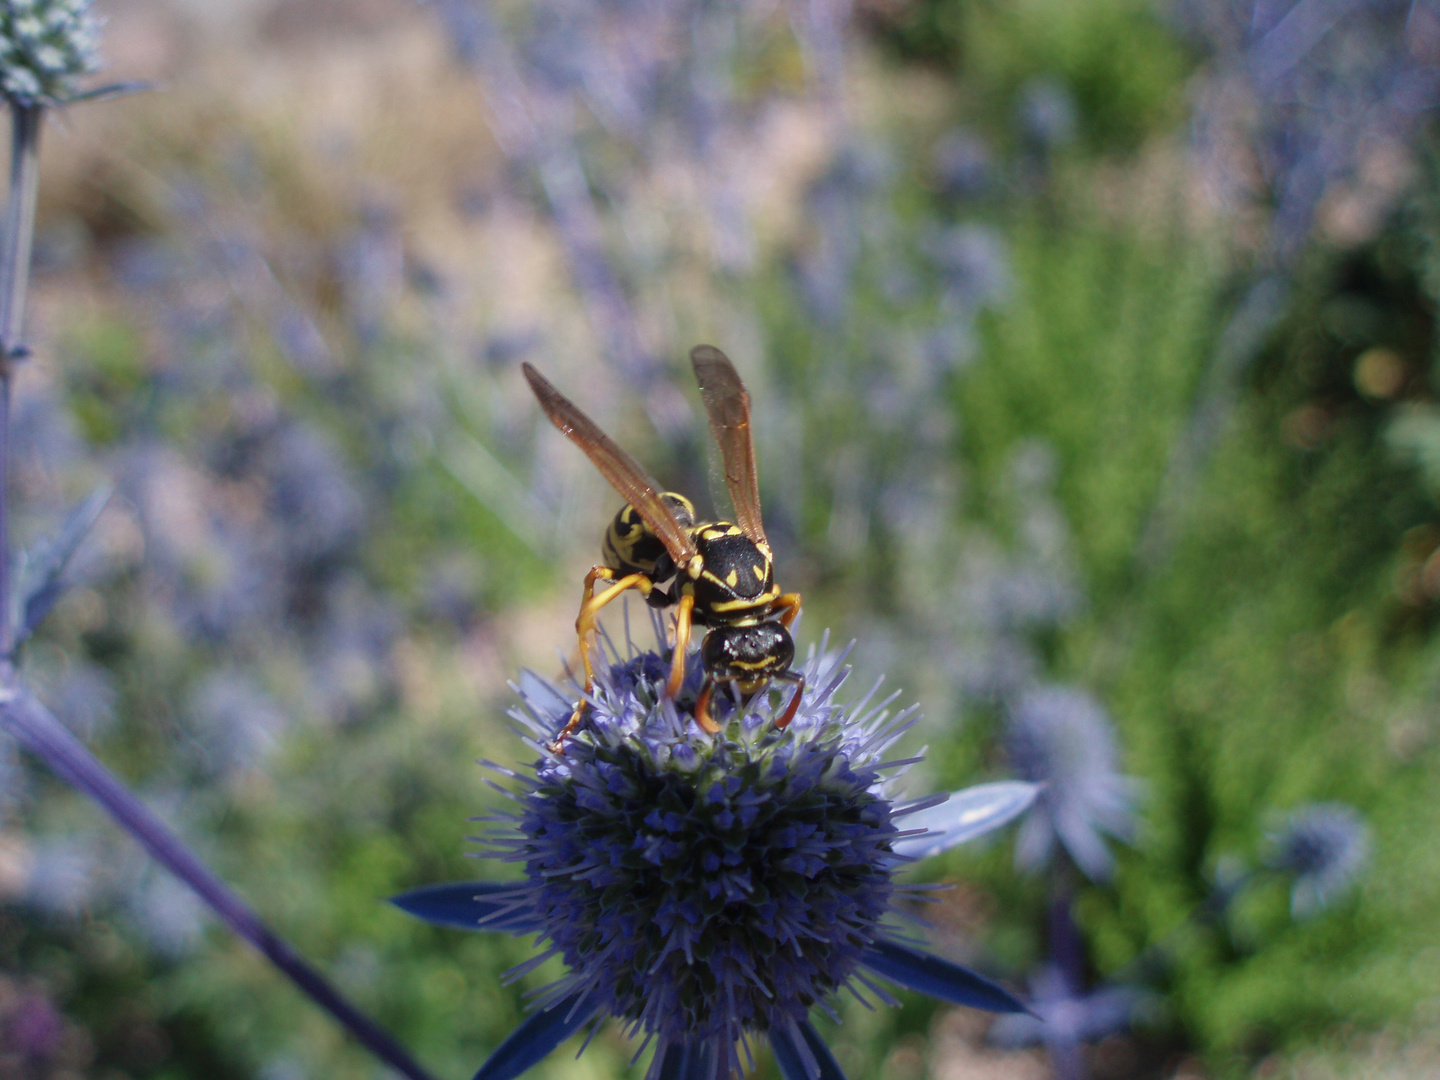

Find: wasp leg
772;592;803;629
692;675;723;735
551;569;655;750
772;669;807;730
665;592;696;700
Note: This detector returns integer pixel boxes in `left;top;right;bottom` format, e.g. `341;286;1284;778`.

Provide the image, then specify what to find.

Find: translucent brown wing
523;363;698;566
690;345;768;548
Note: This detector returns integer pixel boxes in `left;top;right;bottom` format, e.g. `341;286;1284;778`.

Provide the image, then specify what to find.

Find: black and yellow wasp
523;346;804;744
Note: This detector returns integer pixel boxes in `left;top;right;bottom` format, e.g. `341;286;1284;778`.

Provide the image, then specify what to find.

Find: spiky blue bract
890;780;1039;859
402;623;1028;1080
389;882;540;933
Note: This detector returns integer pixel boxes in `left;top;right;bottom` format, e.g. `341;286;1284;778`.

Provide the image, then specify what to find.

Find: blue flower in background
989;965;1144;1079
395;626;1038;1080
1005;686;1141;881
1265;801;1369;918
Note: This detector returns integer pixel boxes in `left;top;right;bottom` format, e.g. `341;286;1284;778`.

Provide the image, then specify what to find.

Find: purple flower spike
397;626;1029;1079
1005;686;1141;881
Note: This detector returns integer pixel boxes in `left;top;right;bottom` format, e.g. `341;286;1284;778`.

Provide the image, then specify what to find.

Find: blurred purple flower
1005;687;1141;881
989;965;1145;1079
478;328;543;371
44;661;116;741
186;670;288;778
11;389;81;475
932;127;995;199
1183;0;1440;261
1265;801;1369;917
110;236;180;293
23;838;96;915
306;577;399;721
272;307;335;378
128;871;208;957
925;224;1012;311
334;206;405;343
1018;77;1079;150
794;142;898;326
262;421;365;565
2;991;64;1061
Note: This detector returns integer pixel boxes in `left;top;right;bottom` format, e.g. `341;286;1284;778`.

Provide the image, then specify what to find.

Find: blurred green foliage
872;0;1192;150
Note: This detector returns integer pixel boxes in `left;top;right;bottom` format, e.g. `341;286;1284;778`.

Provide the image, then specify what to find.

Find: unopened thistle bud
0;0;100;105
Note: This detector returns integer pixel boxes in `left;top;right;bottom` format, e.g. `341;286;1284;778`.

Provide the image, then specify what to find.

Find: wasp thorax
603;492;696;576
691;524;775;612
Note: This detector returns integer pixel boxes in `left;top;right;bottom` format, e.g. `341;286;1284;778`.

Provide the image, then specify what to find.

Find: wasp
523;346;804;744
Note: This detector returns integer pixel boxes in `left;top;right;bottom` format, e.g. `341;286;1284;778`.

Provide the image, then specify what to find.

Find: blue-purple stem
0;101;41;657
1047;887;1086;1080
0;101;440;1080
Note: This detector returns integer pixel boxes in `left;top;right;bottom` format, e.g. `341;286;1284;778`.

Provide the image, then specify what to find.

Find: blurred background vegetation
3;0;1440;1077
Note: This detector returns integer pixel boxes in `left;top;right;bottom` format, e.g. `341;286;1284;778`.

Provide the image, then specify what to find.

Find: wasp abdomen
604;492;695;576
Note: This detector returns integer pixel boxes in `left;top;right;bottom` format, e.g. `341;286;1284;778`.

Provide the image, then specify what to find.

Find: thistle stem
0;101;41;658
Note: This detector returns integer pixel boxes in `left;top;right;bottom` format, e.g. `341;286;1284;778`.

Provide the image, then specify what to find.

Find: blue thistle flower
1265;801;1369;918
395;622;1038;1080
1004;686;1141;882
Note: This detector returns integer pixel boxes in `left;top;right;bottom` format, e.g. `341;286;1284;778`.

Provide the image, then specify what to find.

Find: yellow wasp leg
551;568;654;749
692;675;722;734
665;592;696;700
772;669;807;730
772;592;803;629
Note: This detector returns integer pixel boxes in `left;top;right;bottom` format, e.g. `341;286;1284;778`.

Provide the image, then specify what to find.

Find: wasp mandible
523;346;804;744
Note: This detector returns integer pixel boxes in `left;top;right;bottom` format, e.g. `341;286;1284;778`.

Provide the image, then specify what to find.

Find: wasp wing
690;345;768;549
523;363;698;566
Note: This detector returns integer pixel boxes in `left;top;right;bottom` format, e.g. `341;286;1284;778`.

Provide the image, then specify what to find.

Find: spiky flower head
0;0;100;105
1004;685;1141;881
395;621;1038;1080
1265;802;1370;918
